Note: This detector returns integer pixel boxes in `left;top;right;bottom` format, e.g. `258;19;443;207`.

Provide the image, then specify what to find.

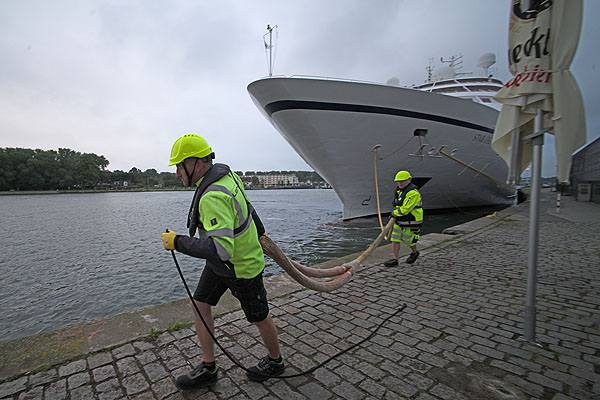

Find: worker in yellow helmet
383;170;423;267
161;134;285;389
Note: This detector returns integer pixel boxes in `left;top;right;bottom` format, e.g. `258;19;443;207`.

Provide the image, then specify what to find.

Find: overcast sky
1;0;598;177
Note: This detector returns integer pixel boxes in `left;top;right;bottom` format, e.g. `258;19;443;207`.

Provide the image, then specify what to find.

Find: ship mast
263;24;278;77
440;53;470;78
425;58;434;83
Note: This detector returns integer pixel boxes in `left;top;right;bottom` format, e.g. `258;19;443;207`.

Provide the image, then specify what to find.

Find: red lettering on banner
528;65;540;82
503;65;551;89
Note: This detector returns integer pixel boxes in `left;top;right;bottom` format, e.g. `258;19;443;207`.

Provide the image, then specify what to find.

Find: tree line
0;147;324;191
0;147;180;191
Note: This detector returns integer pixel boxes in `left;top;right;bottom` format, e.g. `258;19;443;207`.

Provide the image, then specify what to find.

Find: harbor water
0;189;506;343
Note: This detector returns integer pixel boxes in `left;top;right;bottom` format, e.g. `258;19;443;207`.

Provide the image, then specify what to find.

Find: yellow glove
162;230;177;250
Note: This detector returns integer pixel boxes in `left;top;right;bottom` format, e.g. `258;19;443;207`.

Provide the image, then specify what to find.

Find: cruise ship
247;53;516;219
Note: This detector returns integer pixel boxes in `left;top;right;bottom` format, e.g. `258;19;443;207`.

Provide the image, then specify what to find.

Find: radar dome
432;66;455;81
477;53;496;71
386;77;400;86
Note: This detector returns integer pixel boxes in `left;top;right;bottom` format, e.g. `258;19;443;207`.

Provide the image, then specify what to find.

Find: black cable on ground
170;250;407;379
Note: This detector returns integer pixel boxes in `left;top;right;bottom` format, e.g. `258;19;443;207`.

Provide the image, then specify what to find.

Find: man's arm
393;192;419;217
175;235;222;264
168;192;234;264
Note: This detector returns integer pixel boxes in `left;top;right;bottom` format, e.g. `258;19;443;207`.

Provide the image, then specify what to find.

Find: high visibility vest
192;165;265;279
392;183;423;227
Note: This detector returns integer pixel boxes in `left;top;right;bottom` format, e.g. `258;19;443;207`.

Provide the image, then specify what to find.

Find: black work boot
247;355;285;382
406;251;420;264
383;258;398;267
175;363;218;390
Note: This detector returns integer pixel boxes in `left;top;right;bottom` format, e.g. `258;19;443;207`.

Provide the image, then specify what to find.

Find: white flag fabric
492;0;586;183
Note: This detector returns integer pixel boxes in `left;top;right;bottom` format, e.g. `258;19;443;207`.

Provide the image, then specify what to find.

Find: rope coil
259;217;394;292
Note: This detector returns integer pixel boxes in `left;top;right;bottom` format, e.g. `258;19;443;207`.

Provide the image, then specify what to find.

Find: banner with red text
492;0;586;183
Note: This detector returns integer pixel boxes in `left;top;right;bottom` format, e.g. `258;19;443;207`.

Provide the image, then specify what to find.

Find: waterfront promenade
1;190;599;399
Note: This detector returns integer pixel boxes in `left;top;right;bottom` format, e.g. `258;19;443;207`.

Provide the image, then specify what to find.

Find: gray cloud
0;0;598;178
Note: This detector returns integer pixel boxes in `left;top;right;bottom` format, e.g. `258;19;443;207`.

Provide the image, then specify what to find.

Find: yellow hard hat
394;170;411;181
168;134;213;166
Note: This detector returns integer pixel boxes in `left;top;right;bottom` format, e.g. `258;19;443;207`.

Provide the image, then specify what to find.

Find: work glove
161;230;178;251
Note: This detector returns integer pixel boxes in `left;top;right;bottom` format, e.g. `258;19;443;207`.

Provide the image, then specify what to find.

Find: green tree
160;171;181;187
112;170;129;186
77;153;107;188
128;167;143;186
143;169;159;186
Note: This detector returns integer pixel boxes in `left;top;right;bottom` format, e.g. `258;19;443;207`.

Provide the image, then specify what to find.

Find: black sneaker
406;251;420;264
175;363;218;390
247;355;285;382
383;258;398;267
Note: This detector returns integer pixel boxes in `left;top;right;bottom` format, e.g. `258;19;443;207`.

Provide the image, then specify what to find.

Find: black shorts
193;266;269;323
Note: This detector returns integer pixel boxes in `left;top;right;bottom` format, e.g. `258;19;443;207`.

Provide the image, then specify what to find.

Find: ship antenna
426;57;434;82
440;53;464;71
441;53;471;78
263;24;278;76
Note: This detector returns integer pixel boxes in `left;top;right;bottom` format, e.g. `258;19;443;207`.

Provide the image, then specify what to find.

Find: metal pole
268;26;273;77
509;127;520;184
515;133;522;185
523;109;544;343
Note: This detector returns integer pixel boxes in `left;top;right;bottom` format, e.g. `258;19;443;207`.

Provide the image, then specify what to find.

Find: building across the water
238;171;330;189
257;174;299;187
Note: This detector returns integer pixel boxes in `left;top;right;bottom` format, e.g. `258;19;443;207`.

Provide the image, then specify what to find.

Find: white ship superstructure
248;53;516;219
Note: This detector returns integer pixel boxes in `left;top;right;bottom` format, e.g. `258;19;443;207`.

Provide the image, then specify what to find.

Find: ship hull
248;77;515;219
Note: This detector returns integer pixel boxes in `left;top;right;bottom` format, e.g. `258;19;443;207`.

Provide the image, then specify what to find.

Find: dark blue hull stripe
265;100;494;134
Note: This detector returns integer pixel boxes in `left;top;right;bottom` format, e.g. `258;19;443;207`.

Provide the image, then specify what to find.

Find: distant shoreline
0;188;190;195
0;187;332;196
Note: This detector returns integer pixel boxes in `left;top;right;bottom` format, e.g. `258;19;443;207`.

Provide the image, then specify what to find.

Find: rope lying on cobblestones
170;250;407;378
259;218;395;292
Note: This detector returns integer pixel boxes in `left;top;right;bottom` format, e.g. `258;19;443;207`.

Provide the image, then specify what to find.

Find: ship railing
261;74;394;87
261;74;503;92
292;74;392;86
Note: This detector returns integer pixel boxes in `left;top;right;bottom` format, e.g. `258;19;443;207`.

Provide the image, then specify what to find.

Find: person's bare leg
191;300;216;362
392;242;401;259
254;314;280;359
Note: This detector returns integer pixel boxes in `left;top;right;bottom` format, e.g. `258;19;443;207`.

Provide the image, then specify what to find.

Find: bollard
556;193;561;214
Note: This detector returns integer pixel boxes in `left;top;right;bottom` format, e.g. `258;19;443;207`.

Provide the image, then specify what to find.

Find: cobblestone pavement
2;198;599;399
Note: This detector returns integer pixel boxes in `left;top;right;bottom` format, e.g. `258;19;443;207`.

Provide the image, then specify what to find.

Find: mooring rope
255;144;396;293
258;139;503;292
438;149;514;189
372;145;385;232
372;145;392;241
259;217;394;292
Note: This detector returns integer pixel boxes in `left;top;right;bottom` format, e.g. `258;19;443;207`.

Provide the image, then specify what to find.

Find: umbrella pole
523;109;544;344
